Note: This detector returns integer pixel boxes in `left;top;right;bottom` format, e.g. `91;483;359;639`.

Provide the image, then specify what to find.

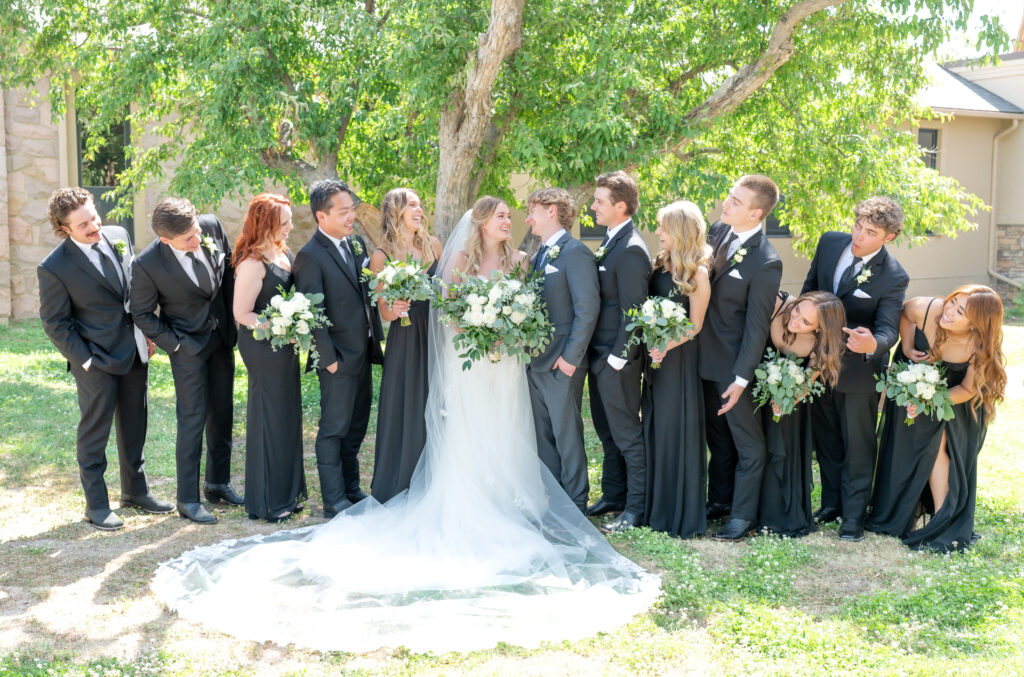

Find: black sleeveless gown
641;268;706;538
866;303;980;552
237;256;307;519
370;256;438;503
756;292;817;537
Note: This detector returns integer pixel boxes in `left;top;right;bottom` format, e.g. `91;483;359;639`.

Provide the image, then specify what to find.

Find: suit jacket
292;229;383;373
130;214;237;356
528;232;600;372
38;225;142;375
588;221;652;366
697;220;783;384
801;231;908;393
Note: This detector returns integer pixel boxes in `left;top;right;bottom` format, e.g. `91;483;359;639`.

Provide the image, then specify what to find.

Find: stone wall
3;82;64;322
996;223;1024;303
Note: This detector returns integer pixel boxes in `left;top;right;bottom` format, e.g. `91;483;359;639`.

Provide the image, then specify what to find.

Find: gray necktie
187;251;213;294
92;243;123;296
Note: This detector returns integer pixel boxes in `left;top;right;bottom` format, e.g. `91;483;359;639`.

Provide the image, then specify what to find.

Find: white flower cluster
462;279;536;327
877;359;954;425
269;292;315;335
766;359;807;386
752;347;824;420
640;297;688;323
894;362;942;401
623;295;694;368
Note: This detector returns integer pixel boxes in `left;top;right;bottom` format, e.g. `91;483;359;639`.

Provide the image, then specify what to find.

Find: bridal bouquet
622;296;694;369
252;286;332;368
436;273;554;370
752;348;824;421
361;256;435;326
876;361;955;426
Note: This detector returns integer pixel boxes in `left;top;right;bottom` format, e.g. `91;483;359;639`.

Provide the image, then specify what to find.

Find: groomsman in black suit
37;188;171;530
699;175;783;540
293;179;383;518
130;198;241;524
585;171;652;532
524;188;600;513
802;197;909;541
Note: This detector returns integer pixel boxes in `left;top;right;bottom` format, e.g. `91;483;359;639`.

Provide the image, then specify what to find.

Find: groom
585;171;652;532
524;188;600;513
130;197;241;524
294;179;383;518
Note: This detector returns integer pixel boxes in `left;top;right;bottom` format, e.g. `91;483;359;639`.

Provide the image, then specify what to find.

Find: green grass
1;320;1023;675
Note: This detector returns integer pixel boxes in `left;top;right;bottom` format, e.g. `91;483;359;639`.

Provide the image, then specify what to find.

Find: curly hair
379;188;434;265
652;201;712;296
779;291;847;388
47;187;93;238
462;196;515;277
526;187;578;230
232;193;292;267
930;284;1006;420
854;196;903;236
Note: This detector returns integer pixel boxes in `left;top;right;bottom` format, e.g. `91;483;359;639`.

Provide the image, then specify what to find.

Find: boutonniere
595;245;607;261
856;266;872;287
201;234;218;256
350;238;363;257
112;240;127;257
729;247;748;267
547;245;561;261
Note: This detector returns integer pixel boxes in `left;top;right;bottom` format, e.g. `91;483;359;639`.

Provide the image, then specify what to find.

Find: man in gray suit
524;188;600;513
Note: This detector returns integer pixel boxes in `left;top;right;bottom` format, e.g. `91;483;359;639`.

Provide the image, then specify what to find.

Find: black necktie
187;251;213;294
342;239;358;277
534;244;549;270
713;232;738;276
836;256;863;294
92;244;123;296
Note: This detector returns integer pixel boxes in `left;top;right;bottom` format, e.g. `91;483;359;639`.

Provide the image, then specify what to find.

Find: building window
918;128;939;170
765;194;790;237
77;116;134;238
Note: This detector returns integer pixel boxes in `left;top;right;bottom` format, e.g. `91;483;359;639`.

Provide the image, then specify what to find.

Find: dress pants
70;356;150;509
168;331;235;503
527;365;589;511
315;359;372;506
703;379;767;522
809;387;879;522
588;358;645;515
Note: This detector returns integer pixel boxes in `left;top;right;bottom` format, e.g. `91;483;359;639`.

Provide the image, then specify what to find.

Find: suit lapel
160;242;209;297
65;238;122;298
712;228;763;286
100;233;130;302
602;220;633;260
838;245;887;298
316;230;360;291
824;233;852;293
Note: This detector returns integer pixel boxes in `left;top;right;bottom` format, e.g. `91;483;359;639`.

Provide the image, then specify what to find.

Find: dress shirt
71;237;124;287
170;244;216;289
832;244;881;295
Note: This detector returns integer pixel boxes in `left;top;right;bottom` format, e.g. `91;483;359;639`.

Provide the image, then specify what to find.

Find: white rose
521;293;535;306
924;368;940;384
483;310;498;326
488;287;503;303
277;315;293;328
464;309;482;326
278;300;295;318
506;280;522;290
660;299;676;316
642;299;657;315
271;324;287;336
768;373;781;385
510;310;526;324
270;295;283;309
897;370;914;384
787;363;802;378
768;363;782;376
514;294;529;306
301;311;314;320
793;372;805;385
293;294;310;311
916;382;936;400
295;319;310;335
466;293;485;308
502;306;513;315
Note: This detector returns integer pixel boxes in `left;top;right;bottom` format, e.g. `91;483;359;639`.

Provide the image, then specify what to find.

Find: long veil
150;209;661;653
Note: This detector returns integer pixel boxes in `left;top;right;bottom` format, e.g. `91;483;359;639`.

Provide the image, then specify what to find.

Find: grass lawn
1;318;1022;676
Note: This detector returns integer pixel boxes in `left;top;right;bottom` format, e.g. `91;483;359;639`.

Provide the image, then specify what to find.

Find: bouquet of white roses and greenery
252;286;332;368
435;273;554;370
876;360;955;426
361;255;435;326
752;348;825;421
622;296;694;369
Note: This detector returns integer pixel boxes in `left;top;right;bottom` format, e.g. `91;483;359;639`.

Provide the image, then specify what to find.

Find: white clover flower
295;319;310;335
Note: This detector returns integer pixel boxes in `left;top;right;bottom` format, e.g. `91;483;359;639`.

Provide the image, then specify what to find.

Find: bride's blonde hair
462;196;514;276
653;200;712;295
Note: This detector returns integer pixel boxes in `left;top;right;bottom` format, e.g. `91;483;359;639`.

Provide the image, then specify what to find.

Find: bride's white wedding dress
151;213;660;653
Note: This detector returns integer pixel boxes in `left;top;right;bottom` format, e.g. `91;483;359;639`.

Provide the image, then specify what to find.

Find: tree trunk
434;0;525;243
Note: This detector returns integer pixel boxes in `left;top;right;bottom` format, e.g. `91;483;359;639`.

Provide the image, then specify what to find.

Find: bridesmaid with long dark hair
756;291;846;537
232;193;307;522
368;188;443;502
867;285;1006;551
641;201;711;538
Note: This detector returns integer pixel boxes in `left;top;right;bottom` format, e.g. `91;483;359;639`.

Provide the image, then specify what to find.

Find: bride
152;196;661;653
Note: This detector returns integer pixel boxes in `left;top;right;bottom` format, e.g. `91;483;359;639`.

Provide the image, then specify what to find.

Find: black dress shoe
323;498;354;519
203;483;245;505
177;502;217;524
84;508;124;531
706;502;732;520
713;518;754;541
586;497;625;517
838;519;864;542
600;510;641;533
120;492;173;514
813;506;841;524
346;488;369;503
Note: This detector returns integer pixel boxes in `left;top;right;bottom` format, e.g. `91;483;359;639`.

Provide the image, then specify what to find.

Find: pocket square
728;269;743;280
362;256;370;268
853;288;871;299
544;263;559;274
599;265;607;272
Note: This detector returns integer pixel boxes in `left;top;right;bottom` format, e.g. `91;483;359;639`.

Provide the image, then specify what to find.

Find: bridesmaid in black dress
867;285;1006;552
232;193;307;522
368;188;443;503
641;201;711;538
756;291;846;537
